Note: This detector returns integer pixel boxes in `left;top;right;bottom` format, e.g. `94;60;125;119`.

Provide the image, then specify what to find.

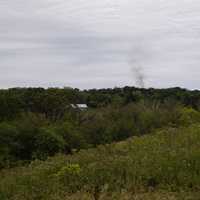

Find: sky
1;0;200;89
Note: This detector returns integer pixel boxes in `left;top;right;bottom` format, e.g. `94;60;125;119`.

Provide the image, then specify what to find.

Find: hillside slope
1;124;200;199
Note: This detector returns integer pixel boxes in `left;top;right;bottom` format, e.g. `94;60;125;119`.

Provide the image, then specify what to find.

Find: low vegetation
1;124;200;199
0;86;200;199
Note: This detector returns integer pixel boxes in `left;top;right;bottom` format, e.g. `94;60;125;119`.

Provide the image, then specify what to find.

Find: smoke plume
131;65;145;88
129;51;146;88
128;41;148;88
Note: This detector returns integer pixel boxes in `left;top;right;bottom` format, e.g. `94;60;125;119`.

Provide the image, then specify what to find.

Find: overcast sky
1;0;200;89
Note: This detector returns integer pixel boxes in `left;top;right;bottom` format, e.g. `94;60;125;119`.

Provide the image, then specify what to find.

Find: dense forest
1;86;200;199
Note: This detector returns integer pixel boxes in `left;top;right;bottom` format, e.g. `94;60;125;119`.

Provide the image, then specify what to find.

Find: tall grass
1;124;200;199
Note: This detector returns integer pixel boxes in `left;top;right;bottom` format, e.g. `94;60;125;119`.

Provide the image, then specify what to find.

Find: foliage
0;114;66;168
0;86;200;120
0;90;199;168
179;107;200;125
1;86;200;199
1;125;200;199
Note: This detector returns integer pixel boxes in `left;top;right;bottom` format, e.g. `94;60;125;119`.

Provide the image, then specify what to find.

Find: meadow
1;124;200;199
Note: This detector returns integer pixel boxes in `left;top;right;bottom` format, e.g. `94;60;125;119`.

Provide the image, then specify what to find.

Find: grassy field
64;192;200;200
1;124;200;199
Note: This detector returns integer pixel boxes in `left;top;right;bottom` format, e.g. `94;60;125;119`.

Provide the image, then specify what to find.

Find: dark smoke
129;57;146;88
132;65;145;88
129;43;147;88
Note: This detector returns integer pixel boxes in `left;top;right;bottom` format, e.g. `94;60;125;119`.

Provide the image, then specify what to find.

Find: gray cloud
1;0;200;89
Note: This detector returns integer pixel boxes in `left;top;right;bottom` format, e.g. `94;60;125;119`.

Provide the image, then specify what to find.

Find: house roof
70;104;88;109
76;104;88;108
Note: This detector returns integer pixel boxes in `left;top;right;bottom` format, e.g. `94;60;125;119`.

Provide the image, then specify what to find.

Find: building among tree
70;104;88;111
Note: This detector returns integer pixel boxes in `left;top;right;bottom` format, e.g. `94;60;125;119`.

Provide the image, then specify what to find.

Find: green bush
0;114;66;166
0;123;19;168
179;107;200;125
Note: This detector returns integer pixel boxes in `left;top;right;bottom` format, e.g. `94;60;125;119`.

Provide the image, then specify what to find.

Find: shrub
179;107;200;125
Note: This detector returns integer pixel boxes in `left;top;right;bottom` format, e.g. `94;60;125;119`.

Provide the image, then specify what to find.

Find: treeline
1;86;200;121
1;86;200;168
